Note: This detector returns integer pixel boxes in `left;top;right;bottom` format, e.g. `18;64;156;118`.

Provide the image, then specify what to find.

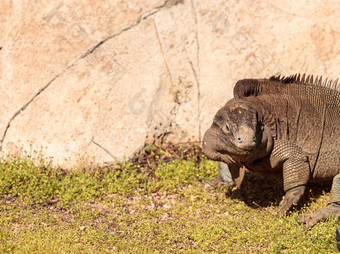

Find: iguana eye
225;123;230;132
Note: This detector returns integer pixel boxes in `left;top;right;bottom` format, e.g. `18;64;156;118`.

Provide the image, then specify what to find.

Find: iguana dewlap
203;74;340;228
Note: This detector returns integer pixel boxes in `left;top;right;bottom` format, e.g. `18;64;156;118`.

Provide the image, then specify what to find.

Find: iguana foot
201;174;234;190
279;186;305;213
299;203;340;230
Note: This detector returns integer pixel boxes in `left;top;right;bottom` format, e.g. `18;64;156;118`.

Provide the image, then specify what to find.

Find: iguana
202;74;340;229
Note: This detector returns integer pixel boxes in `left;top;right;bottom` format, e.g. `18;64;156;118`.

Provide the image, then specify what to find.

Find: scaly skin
203;74;340;229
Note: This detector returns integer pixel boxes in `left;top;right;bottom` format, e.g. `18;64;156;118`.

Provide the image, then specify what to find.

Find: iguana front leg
270;140;310;213
219;162;246;188
218;162;234;184
205;162;245;189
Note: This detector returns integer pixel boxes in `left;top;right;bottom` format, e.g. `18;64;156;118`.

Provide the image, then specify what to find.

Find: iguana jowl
203;74;340;228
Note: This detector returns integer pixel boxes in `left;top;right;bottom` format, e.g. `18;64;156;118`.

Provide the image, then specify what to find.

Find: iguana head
203;99;268;165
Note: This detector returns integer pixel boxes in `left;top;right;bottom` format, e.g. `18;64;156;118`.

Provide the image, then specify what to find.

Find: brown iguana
202;74;340;229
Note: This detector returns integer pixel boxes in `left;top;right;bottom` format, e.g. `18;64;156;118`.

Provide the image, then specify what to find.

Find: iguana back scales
203;73;340;229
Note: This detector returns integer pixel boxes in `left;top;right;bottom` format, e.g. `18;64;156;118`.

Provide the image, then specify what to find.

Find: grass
0;144;338;253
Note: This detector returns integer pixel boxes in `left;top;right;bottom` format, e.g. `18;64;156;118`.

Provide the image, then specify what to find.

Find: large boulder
0;0;339;168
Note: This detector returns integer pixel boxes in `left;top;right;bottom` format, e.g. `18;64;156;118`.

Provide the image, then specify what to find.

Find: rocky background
0;0;340;168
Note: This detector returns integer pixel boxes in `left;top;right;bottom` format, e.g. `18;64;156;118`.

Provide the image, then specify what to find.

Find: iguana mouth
236;144;255;152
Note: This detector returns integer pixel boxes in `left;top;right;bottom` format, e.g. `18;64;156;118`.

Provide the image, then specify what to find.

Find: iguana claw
278;186;305;213
299;203;340;230
200;174;234;190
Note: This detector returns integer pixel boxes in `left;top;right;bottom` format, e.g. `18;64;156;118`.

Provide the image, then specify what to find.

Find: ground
0;144;338;253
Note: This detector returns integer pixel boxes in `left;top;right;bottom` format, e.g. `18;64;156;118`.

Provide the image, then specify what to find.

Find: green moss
0;154;337;253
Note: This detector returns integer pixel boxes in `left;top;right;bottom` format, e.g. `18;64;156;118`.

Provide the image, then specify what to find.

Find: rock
1;0;340;168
